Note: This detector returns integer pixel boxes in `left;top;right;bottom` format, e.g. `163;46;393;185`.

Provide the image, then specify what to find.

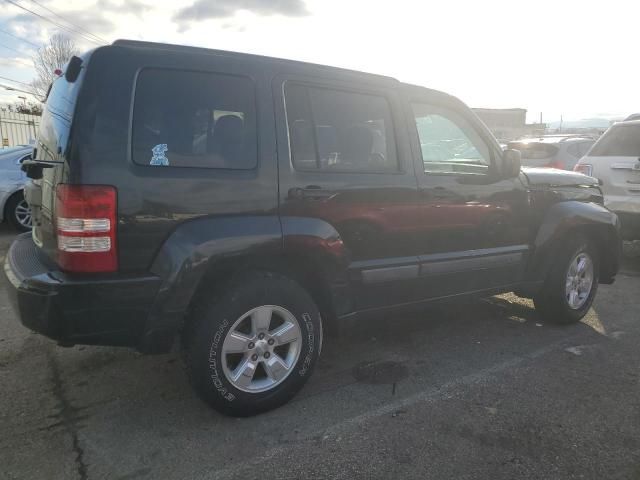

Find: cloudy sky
0;0;638;122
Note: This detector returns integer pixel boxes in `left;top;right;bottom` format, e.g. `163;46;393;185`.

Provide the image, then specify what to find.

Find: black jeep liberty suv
4;40;621;416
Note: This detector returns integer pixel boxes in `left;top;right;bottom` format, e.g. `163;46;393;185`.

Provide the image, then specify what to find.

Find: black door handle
288;186;335;200
302;186;335;199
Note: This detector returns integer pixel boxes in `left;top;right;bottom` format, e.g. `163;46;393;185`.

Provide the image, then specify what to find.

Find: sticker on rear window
150;144;169;166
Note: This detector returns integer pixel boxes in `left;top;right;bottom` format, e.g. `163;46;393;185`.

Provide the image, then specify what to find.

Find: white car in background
0;145;33;231
575;120;640;240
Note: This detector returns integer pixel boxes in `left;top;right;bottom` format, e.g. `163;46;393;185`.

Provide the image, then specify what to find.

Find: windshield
412;103;491;175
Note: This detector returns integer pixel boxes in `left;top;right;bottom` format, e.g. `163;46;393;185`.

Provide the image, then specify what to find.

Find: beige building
472;108;545;141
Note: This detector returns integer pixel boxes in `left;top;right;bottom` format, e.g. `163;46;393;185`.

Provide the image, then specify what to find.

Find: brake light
573;164;593;176
55;185;117;273
546;159;565;169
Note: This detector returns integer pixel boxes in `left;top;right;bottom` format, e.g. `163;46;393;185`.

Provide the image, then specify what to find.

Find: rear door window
285;84;398;173
132;69;257;169
589;125;640;157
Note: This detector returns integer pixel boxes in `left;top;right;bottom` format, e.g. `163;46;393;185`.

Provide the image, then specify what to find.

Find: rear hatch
25;53;89;262
586;123;640;205
508;141;559;168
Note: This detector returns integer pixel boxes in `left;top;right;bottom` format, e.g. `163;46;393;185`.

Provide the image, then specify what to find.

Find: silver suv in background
575;120;640;240
508;135;595;170
0;146;33;231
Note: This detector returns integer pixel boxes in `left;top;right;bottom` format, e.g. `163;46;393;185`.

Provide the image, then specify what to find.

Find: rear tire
5;191;32;232
534;234;599;324
183;271;322;417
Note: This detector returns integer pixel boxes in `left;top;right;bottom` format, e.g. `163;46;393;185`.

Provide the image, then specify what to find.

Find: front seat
209;115;245;167
342;125;374;169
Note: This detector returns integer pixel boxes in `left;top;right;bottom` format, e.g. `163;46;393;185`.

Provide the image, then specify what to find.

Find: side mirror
502;148;521;178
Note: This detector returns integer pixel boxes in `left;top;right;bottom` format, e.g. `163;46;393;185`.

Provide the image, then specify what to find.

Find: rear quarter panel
73;46;280;272
587;155;640;214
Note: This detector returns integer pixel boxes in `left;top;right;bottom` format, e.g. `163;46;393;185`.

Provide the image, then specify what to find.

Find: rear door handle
288;186;336;200
303;185;336;199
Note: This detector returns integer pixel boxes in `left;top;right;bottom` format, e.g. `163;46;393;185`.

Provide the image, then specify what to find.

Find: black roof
109;40;459;104
111;39;398;85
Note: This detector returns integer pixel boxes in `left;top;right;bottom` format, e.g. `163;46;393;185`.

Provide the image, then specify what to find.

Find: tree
31;34;78;100
13;101;43;116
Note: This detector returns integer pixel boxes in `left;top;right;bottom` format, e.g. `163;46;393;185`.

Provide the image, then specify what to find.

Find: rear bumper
612;211;640;240
3;233;162;349
604;196;640;215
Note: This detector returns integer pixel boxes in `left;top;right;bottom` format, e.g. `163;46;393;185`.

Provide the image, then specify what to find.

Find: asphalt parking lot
1;224;640;480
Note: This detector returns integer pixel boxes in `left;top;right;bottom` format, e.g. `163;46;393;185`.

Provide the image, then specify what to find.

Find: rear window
508;142;558;160
37;63;85;161
132;69;257;169
566;143;581;157
578;141;594;156
589;125;640;157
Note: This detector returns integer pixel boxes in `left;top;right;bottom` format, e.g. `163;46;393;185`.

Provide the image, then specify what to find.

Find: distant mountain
547;118;622;129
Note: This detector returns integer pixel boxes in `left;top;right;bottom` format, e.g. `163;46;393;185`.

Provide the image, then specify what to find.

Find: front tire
183;271;322;417
534;234;599;324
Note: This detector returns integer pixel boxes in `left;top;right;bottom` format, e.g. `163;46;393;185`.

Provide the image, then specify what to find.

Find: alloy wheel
14;199;32;229
565;252;594;309
221;305;302;393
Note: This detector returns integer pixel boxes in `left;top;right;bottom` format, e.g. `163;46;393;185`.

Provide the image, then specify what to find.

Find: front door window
412;103;491;175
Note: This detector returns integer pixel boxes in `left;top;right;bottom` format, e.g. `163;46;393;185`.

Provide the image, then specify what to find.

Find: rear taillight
573;164;593;176
55;185;117;273
546;159;565;169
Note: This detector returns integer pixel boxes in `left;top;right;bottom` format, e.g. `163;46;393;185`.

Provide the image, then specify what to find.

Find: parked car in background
495;139;510;150
0;145;33;231
508;135;595;170
575;120;640;240
624;113;640;121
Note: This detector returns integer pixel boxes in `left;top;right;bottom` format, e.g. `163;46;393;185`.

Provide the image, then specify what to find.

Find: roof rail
111;39;398;84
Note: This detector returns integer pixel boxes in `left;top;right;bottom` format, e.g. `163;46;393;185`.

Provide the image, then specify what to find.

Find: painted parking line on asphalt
210;330;602;480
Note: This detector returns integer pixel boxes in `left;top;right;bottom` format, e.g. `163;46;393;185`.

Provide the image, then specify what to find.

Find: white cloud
175;0;308;22
0;0;638;121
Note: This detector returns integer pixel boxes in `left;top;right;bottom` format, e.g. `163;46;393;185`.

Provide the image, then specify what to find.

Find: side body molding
527;201;621;284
